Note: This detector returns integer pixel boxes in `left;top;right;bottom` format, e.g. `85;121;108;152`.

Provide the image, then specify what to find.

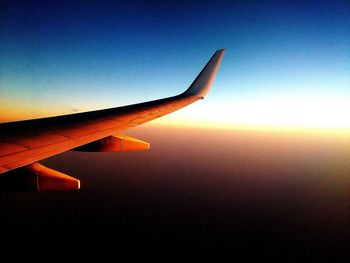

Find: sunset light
2;0;350;257
157;95;350;132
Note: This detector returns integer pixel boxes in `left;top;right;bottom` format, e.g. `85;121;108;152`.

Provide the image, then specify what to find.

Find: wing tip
182;49;225;98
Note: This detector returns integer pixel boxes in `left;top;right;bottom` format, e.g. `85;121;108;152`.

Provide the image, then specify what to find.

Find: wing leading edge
0;49;225;190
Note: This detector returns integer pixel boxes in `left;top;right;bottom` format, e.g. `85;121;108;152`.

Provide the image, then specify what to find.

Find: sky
0;0;349;131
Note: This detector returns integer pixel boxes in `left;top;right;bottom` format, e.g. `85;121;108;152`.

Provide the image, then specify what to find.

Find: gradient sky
1;0;349;130
1;1;350;255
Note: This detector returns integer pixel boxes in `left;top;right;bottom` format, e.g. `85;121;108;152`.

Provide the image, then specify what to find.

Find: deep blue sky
1;0;349;129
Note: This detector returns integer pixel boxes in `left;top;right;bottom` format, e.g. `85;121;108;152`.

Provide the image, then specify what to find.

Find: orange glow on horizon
152;119;350;137
1;95;349;136
152;95;350;134
0;98;100;123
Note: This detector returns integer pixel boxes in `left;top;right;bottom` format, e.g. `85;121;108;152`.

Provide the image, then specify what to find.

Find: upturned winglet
182;49;225;98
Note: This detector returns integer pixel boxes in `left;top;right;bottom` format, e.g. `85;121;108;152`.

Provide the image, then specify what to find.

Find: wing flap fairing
72;134;150;152
0;163;80;191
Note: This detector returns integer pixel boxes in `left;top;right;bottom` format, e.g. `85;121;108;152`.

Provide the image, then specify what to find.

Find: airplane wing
0;49;225;191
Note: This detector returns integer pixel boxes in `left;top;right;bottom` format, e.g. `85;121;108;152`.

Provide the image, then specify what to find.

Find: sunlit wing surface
0;49;225;191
